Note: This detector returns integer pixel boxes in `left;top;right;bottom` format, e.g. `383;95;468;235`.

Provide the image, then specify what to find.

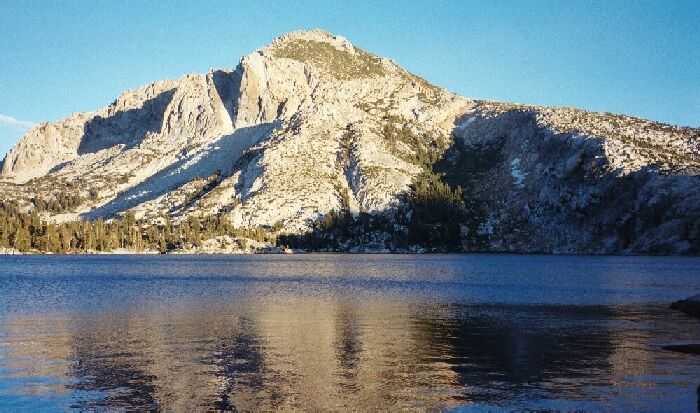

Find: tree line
1;168;466;254
0;200;275;254
279;171;466;251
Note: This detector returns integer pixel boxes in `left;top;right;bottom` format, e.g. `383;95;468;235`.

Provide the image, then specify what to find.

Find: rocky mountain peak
268;29;354;51
260;29;391;82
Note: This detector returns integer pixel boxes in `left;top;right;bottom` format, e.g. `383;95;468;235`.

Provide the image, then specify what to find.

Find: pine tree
12;226;31;252
45;224;61;253
83;221;95;252
0;211;11;248
158;235;167;254
59;226;72;252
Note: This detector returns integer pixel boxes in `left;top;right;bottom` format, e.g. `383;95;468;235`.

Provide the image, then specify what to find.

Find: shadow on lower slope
85;122;277;220
283;109;700;254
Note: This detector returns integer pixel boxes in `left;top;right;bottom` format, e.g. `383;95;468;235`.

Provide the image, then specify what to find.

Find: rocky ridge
1;30;698;254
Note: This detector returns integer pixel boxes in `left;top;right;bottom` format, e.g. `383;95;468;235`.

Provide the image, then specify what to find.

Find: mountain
1;29;699;254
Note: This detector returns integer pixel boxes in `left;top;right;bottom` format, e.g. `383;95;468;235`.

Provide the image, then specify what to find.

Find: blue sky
1;0;698;157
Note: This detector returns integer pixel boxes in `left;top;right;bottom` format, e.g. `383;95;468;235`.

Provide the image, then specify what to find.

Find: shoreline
1;249;699;257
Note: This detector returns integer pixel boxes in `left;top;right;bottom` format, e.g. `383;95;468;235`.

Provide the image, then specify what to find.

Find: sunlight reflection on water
0;254;699;411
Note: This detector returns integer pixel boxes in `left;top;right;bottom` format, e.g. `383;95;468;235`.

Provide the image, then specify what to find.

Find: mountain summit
1;30;699;254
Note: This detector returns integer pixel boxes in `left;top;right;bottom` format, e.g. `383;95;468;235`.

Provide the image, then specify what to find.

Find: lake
0;254;699;411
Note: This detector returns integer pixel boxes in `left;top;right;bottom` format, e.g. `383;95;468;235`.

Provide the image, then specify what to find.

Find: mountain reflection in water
0;254;699;411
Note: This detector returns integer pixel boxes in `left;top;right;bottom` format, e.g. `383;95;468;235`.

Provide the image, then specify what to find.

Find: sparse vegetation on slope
271;39;386;80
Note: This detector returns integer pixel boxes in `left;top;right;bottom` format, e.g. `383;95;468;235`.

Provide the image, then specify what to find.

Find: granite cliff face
1;30;698;254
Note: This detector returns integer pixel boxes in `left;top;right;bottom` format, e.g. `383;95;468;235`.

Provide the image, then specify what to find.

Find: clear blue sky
1;0;698;157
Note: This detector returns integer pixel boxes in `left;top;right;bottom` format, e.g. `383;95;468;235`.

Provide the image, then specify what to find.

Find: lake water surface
0;254;699;411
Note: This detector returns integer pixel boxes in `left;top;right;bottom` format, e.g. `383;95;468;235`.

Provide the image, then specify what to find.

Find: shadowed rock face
444;108;700;254
77;89;177;155
1;29;699;254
